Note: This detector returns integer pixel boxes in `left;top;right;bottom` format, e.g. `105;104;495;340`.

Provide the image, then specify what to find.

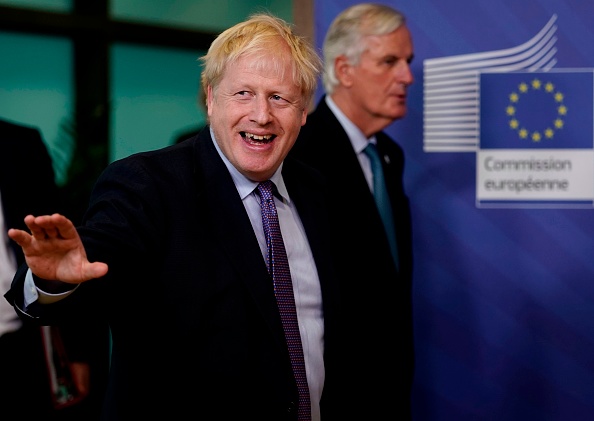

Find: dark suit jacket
0;119;61;416
7;127;340;420
1;118;110;420
0;119;60;261
291;97;415;420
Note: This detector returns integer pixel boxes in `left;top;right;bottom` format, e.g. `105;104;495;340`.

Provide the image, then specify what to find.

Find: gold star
531;79;542;89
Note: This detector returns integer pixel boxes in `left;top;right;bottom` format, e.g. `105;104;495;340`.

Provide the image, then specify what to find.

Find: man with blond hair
6;14;339;421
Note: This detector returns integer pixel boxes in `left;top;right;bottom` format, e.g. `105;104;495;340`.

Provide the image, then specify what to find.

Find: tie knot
364;142;380;162
364;143;385;178
257;180;274;200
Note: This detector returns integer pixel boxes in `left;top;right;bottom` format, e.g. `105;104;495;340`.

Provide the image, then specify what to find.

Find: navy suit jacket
7;127;340;420
291;97;415;419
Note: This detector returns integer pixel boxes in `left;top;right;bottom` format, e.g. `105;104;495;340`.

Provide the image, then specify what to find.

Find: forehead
226;46;294;78
220;50;302;93
364;25;413;57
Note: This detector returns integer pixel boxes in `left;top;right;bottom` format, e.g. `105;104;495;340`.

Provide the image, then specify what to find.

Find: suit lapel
193;131;286;348
311;100;380;221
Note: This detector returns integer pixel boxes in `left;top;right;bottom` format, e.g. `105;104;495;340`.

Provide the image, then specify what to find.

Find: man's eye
271;95;283;101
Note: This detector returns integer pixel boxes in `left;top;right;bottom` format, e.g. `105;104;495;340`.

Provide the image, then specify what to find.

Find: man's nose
395;62;414;86
251;97;273;124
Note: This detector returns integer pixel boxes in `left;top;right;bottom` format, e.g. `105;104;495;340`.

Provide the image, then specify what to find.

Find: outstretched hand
7;213;108;284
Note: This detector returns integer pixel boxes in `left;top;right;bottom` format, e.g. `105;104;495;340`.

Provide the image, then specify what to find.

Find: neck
330;93;392;138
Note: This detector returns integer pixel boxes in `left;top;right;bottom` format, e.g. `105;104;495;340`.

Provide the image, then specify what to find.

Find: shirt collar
325;95;376;154
209;127;290;203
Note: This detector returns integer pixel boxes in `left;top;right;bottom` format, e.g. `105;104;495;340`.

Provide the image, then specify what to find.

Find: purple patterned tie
257;180;311;421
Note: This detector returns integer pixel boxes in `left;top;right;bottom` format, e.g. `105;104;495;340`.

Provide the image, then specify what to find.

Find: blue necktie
364;143;399;270
257;180;311;421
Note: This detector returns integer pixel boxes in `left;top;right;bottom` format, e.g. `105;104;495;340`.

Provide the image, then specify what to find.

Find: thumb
85;261;109;279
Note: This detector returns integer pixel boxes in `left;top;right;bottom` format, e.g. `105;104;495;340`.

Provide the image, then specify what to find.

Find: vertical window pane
0;31;73;184
110;44;206;162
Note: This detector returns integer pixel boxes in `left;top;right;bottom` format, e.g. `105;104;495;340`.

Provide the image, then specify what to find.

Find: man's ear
335;56;354;87
301;106;308;126
206;85;214;117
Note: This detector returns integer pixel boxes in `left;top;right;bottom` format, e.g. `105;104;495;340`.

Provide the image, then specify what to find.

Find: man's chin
387;109;407;121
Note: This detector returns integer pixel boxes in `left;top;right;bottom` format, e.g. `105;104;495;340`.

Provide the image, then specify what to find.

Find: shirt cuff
24;269;79;307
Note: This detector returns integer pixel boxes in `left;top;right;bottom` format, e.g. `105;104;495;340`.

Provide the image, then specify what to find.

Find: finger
7;228;32;248
50;214;79;240
33;214;62;230
23;214;36;226
85;262;109;279
43;226;59;239
25;215;53;239
30;214;71;240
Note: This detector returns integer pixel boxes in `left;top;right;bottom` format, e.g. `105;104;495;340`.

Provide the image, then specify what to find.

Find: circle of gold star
505;78;567;142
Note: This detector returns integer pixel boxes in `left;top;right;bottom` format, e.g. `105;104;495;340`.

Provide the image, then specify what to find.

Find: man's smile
241;131;276;144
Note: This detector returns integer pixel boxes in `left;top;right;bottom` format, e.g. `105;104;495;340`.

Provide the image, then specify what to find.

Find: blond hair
201;13;322;107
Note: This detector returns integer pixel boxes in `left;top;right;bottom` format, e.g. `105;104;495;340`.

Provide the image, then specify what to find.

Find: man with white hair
292;3;416;419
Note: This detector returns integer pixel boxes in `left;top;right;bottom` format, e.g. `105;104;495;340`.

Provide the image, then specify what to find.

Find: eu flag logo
480;70;593;149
